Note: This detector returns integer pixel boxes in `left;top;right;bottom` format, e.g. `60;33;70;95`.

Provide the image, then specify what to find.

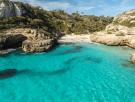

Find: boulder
131;53;135;64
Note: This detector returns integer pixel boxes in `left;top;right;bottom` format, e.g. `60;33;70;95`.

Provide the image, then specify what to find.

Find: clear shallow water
0;43;135;102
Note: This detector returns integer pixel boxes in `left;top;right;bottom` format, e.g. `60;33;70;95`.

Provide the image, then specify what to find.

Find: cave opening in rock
3;34;27;49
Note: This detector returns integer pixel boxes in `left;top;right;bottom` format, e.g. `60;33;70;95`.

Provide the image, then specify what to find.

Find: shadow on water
18;67;71;76
45;43;60;53
47;67;71;75
58;45;83;55
0;49;24;57
0;69;17;79
86;56;102;64
65;56;81;64
121;60;135;68
65;55;102;65
0;67;71;80
0;44;60;58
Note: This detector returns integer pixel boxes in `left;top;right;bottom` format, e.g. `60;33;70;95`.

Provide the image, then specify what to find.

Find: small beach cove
58;34;92;43
0;43;135;102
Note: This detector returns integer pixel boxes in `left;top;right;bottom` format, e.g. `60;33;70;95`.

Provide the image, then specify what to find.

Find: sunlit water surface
0;43;135;102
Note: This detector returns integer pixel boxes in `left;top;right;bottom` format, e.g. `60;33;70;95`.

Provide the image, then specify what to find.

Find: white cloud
42;1;95;14
12;0;135;16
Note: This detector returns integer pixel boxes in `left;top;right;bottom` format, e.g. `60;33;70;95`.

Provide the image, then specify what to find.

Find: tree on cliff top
0;1;113;34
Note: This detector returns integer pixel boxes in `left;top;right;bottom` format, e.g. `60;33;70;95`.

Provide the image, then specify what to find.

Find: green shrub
0;1;113;35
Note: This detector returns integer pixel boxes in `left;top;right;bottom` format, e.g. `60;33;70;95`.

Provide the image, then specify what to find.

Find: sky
13;0;135;16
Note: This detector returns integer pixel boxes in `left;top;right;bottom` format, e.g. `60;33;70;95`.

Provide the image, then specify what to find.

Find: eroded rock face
90;9;135;64
0;0;21;18
113;10;135;27
90;9;135;46
91;33;135;48
105;24;135;36
105;10;135;36
91;34;123;46
0;28;57;53
22;39;55;53
0;34;27;49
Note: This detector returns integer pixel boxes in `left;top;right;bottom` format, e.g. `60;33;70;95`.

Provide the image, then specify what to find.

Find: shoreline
0;34;134;60
0;49;17;55
58;34;92;44
0;34;92;55
58;33;135;64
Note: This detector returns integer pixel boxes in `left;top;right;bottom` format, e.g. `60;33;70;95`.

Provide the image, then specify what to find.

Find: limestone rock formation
113;9;135;27
22;39;55;53
0;0;21;18
91;9;135;47
0;0;59;53
21;29;56;52
90;9;135;64
0;28;57;53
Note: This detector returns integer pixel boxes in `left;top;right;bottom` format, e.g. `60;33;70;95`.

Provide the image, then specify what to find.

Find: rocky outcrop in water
22;29;56;52
91;9;135;48
90;9;135;64
0;0;21;18
0;28;56;53
131;54;135;64
22;39;55;53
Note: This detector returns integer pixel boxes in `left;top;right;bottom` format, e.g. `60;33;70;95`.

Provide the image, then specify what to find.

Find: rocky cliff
0;0;58;53
0;28;56;53
0;0;112;53
90;9;135;63
0;0;21;18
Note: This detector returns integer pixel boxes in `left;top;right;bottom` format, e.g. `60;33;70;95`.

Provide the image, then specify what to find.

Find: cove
0;43;135;102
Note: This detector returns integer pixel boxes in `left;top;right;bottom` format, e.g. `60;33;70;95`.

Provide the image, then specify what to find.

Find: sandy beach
58;34;92;43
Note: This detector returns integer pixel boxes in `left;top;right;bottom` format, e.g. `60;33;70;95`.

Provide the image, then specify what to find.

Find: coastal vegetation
113;10;135;27
0;1;113;34
0;0;113;53
1;0;135;101
90;9;135;64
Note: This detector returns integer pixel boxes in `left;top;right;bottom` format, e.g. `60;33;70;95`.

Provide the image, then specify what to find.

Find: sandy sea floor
0;43;135;102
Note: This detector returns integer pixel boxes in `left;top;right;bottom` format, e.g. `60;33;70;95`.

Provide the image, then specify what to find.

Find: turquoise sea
0;43;135;102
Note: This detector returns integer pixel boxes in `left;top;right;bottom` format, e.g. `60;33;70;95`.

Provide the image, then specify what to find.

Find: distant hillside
0;0;113;35
0;0;113;53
